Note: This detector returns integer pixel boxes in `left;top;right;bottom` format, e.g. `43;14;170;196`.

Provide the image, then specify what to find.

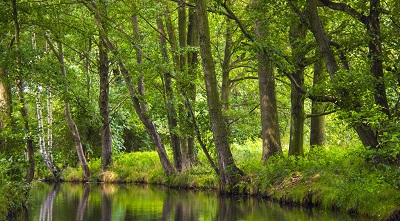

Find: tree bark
367;0;390;118
310;56;326;146
98;38;112;171
288;22;306;157
196;0;243;192
186;2;198;165
253;0;282;162
156;16;182;172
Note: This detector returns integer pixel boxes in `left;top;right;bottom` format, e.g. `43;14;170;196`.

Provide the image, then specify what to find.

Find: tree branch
220;1;253;41
318;0;368;24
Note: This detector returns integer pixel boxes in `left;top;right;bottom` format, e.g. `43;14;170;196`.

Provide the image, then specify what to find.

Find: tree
45;38;91;181
196;0;243;192
98;28;113;171
252;0;282;162
310;56;326;147
12;0;35;183
288;21;306;157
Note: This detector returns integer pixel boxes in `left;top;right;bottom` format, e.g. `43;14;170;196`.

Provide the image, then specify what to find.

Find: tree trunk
288;22;306;157
128;13;175;175
196;0;243;192
17;80;35;183
156;16;182;172
310;57;326;146
98;39;112;171
253;0;282;162
186;2;198;165
46;38;91;181
367;0;390;118
36;89;60;180
12;0;35;183
86;1;174;175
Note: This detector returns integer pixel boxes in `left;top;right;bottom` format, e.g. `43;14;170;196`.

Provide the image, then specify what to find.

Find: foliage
0;156;30;219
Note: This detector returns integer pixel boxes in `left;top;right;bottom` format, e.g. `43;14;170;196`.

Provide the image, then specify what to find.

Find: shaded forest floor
56;141;400;220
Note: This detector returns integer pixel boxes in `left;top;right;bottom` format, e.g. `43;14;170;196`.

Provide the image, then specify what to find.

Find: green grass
60;141;400;220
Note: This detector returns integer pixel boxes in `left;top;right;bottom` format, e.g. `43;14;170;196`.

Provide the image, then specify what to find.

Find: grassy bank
61;141;400;221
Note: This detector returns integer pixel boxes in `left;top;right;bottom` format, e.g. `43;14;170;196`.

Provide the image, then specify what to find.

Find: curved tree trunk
86;1;175;175
196;0;243;192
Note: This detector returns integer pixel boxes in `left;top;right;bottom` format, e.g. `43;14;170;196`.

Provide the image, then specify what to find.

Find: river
12;182;370;220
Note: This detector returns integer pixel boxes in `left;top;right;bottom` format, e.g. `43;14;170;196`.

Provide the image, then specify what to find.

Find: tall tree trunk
367;0;390;118
310;56;326;146
127;13;175;175
253;0;282;162
177;0;191;171
196;0;243;192
156;16;182;172
186;2;199;165
12;0;35;183
99;39;112;171
288;22;306;157
46;38;91;181
306;0;379;148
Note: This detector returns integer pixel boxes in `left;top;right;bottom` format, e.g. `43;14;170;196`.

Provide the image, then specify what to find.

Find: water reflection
14;183;370;221
75;184;89;221
39;184;58;221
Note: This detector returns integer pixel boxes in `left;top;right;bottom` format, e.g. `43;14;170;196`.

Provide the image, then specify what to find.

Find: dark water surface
13;182;370;221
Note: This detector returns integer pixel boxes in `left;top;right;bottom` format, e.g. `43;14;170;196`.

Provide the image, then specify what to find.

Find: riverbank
60;142;400;221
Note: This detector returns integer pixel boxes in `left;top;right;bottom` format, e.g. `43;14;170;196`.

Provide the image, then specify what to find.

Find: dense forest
0;0;399;219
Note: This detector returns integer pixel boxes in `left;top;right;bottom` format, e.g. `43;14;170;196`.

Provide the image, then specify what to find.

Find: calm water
12;182;370;221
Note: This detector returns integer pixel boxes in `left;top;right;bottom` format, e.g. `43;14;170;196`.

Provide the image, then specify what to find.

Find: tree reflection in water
39;184;58;221
15;183;366;221
75;183;90;221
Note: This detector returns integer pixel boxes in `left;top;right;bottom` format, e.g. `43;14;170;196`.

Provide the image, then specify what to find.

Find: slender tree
196;0;243;192
12;0;35;182
46;38;91;181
